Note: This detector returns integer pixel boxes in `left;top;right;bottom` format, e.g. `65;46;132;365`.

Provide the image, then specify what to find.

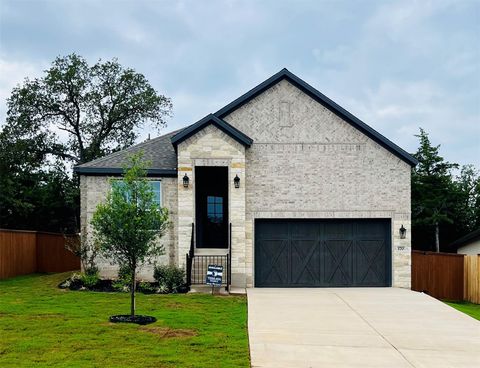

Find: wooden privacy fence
411;250;465;301
0;229;80;279
412;250;480;303
464;255;480;304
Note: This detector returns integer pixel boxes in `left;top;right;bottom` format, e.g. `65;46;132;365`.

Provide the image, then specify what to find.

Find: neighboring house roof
450;228;480;249
74;68;417;175
171;114;253;148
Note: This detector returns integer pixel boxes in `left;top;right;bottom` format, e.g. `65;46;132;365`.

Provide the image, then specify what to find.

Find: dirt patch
139;326;196;339
27;313;65;320
165;301;184;309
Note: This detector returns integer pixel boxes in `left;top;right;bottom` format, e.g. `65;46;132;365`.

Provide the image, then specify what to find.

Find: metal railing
190;254;229;286
185;222;232;291
185;223;194;287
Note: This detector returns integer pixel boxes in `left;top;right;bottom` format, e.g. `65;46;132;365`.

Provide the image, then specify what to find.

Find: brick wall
223;79;411;287
80;175;177;280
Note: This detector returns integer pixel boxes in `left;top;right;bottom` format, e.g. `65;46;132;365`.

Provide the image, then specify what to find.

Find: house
452;228;480;255
74;69;417;289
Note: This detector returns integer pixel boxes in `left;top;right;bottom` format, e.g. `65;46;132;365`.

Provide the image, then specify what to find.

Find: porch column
230;158;246;287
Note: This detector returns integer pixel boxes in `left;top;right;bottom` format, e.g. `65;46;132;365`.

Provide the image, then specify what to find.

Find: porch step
189;285;229;295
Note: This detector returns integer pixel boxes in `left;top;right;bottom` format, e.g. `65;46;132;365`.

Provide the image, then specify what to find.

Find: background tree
91;154;169;317
4;53;172;164
411;129;458;252
0;54;172;232
0;129;79;232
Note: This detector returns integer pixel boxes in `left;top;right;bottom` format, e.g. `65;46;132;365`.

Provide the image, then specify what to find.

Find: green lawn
0;273;249;367
445;301;480;321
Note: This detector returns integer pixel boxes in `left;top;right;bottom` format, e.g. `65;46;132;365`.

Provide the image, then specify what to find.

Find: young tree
412;129;458;252
91;154;168;317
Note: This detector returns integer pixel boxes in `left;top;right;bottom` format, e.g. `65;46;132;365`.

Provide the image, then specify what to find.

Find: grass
445;301;480;321
0;273;250;367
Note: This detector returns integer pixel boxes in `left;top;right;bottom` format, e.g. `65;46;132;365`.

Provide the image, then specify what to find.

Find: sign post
206;264;223;295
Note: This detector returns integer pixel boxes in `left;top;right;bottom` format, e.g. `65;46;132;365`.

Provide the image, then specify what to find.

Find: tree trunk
130;267;136;317
435;223;440;253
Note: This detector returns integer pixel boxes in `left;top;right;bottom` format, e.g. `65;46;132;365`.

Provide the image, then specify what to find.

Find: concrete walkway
247;288;480;367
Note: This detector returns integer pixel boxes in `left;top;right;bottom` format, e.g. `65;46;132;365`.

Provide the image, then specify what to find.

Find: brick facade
222;79;411;288
80;175;177;280
80;78;411;288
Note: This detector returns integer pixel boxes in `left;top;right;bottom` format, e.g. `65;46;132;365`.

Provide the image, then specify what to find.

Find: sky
0;0;479;167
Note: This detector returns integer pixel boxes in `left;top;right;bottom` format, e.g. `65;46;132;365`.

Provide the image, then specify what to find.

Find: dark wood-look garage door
254;219;391;287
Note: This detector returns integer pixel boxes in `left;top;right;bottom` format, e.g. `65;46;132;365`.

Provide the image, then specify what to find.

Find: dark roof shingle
74;129;182;176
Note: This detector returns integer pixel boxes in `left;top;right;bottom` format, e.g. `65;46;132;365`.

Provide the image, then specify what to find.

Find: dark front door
255;219;391;287
195;167;228;248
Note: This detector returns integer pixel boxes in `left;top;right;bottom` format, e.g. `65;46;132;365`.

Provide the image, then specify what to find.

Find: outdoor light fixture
183;173;190;188
399;224;407;239
234;174;240;189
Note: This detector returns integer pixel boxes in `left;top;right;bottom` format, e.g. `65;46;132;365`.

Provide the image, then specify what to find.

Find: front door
195;166;228;248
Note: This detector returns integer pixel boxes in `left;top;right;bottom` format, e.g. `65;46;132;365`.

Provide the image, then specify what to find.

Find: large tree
4;53;172;164
0;54;172;232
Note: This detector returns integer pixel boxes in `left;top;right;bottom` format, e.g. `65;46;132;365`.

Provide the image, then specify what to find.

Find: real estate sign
206;265;223;287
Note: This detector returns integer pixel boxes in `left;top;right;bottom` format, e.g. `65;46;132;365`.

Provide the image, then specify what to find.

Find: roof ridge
170;114;253;148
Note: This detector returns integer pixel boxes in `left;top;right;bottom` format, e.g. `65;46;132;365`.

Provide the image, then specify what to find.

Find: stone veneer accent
80;175;177;280
222;79;411;288
176;124;247;286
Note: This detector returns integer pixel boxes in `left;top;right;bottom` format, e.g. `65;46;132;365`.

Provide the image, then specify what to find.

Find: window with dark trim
111;180;162;207
207;196;223;224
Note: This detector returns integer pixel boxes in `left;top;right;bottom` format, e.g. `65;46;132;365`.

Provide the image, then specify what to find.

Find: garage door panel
255;219;391;287
256;220;289;240
323;222;354;239
323;240;354;286
355;240;387;286
291;240;320;285
290;222;319;239
255;239;289;286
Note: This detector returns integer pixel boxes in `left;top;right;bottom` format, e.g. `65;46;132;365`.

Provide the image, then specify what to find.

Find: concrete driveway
247;288;480;368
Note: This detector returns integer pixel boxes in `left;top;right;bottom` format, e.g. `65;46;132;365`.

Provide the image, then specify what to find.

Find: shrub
112;264;132;292
84;265;99;276
138;280;155;294
153;265;185;293
81;271;99;288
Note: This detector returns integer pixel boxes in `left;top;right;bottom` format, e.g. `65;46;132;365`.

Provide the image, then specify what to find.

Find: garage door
254;219;391;287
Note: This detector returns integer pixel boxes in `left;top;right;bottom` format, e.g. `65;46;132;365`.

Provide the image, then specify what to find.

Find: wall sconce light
399;224;406;239
234;174;240;189
183;173;190;188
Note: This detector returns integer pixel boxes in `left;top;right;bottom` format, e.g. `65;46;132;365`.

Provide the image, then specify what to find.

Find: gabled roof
171;114;253;148
450;228;480;249
73;129;181;176
75;68;417;175
215;68;418;166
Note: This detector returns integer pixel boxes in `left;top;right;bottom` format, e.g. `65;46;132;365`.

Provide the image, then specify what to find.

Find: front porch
171;117;252;289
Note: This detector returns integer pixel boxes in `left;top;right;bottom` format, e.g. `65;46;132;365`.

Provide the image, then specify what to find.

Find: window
111;180;162;207
207;196;223;223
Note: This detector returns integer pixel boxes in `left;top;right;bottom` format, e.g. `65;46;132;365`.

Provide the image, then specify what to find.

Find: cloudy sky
1;0;479;167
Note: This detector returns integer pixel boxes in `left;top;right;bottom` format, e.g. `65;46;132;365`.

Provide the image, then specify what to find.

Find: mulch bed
109;315;157;325
58;278;189;294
